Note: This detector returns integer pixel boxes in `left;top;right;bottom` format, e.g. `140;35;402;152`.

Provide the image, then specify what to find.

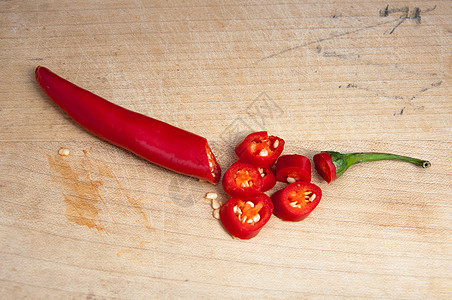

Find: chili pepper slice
222;161;263;197
35;66;221;183
271;182;322;222
275;154;311;183
235;131;285;168
257;167;277;192
219;193;274;239
314;151;431;183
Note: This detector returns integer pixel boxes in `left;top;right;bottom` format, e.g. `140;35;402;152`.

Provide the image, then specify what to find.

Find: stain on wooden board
47;148;154;234
47;153;106;233
82;150;154;232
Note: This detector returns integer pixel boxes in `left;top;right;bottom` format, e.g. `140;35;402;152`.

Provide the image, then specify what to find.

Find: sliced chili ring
256;167;277;192
222;161;263;197
235;131;285;168
271;182;322;222
313;152;337;183
275;154;311;183
219;193;274;239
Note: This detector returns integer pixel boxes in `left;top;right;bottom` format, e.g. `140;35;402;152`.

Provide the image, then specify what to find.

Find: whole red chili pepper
235;131;285;168
275;154;311;183
222;161;263;197
314;151;431;183
219;193;274;239
35;66;221;183
271;182;322;222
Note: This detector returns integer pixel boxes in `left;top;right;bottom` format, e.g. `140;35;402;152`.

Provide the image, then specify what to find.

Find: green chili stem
343;152;431;168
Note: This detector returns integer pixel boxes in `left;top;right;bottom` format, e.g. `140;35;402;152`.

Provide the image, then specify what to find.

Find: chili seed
245;201;255;207
212;209;220;219
211;198;221;210
252;214;260;223
286;177;296;183
205;192;218;200
258;148;269;157
273;140;279;148
58;147;70;156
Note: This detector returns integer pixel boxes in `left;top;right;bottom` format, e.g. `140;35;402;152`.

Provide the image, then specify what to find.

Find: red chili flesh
35;66;221;183
235;131;285;168
219;193;274;239
313;152;336;183
275;154;311;183
222;161;263;197
257;167;277;192
271;182;322;222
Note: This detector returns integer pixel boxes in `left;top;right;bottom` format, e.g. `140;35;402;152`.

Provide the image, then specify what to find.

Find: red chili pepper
235;131;285;168
222;161;263;197
219;193;273;239
257;167;277;192
35;66;221;183
275;154;311;183
314;151;431;183
271;182;322;222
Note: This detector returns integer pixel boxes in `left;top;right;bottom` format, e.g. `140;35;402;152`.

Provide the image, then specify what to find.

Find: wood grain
1;1;451;298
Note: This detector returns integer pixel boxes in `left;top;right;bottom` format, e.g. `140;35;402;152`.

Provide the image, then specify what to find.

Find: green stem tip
327;151;431;180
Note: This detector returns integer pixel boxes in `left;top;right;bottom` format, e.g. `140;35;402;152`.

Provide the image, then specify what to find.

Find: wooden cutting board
1;1;451;298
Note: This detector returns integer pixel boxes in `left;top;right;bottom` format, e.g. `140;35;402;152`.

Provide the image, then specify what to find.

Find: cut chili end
250;137;280;157
206;144;221;182
313;152;336;183
235;169;255;188
222;161;263;197
219;194;274;239
275;154;311;183
235;131;285;168
234;200;264;225
257;167;277;192
271;182;322;222
288;190;308;209
250;140;268;155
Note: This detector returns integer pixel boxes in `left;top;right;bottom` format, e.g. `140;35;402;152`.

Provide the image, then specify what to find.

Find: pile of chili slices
214;131;322;240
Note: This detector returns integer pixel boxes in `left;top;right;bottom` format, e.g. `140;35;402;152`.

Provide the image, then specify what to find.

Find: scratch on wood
340;82;404;100
410;80;443;100
393;107;405;116
253;19;395;65
388;17;407;35
380;5;437;34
